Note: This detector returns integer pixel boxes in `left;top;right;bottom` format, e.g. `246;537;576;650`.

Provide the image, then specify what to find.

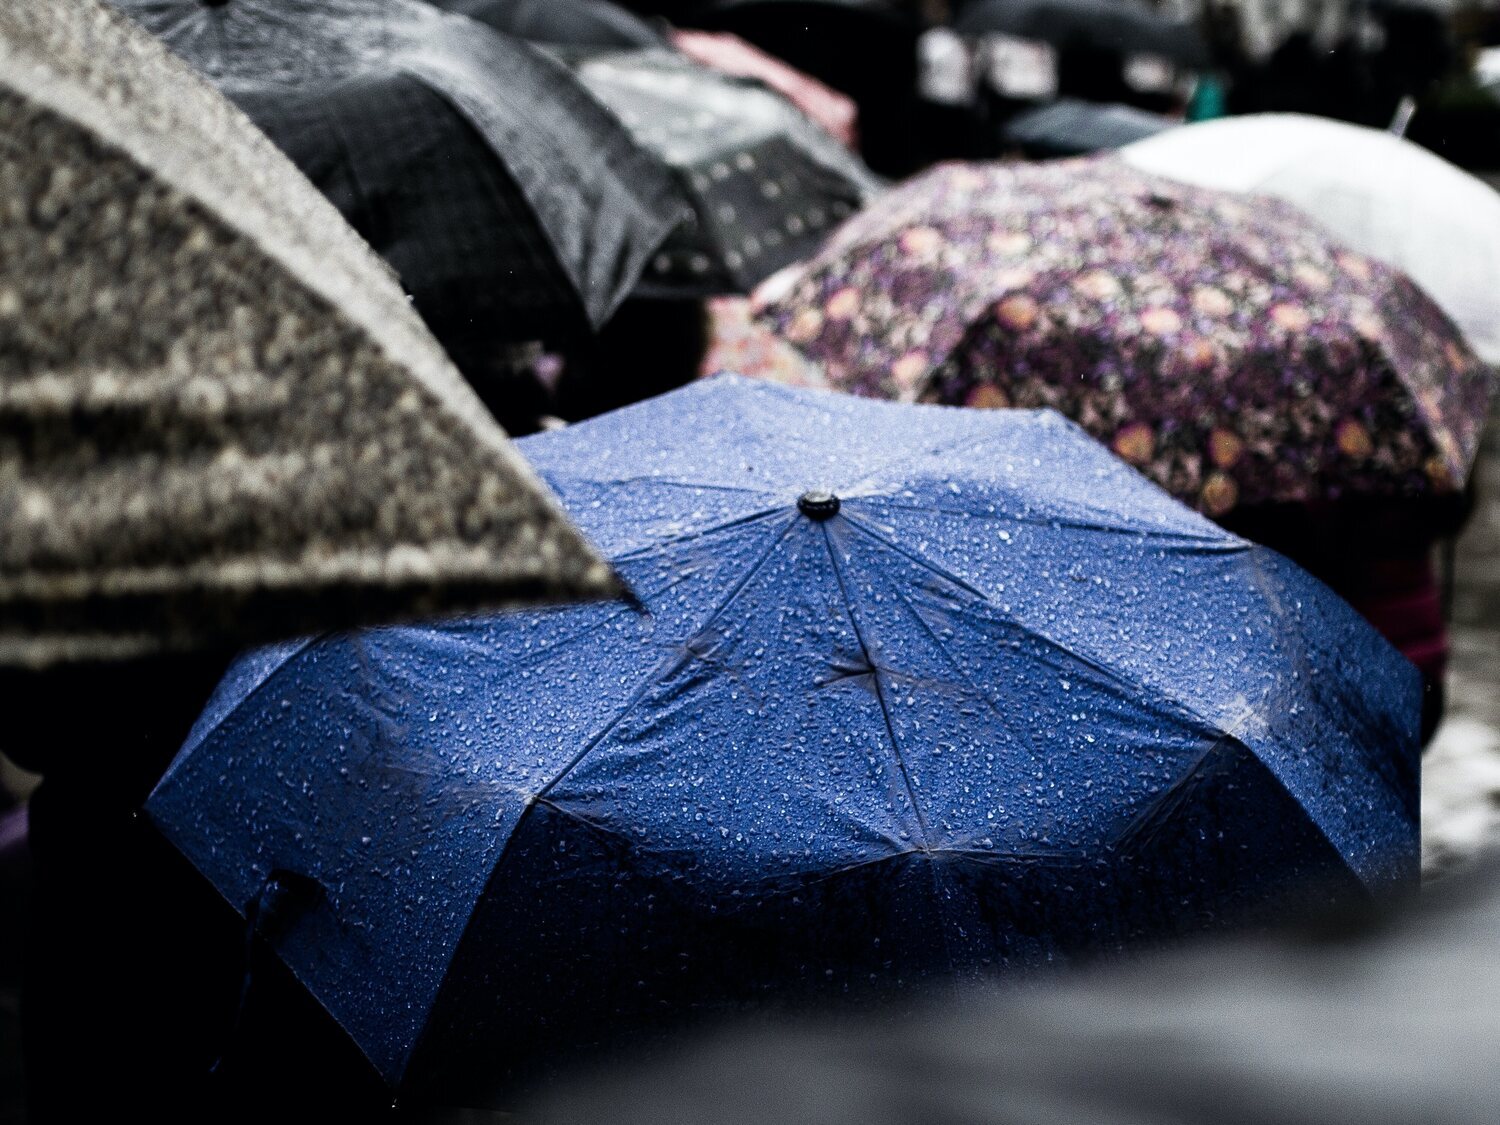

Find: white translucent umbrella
1121;113;1500;365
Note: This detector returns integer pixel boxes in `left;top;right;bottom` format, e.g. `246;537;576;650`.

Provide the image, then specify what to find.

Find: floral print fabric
699;296;834;390
758;157;1495;515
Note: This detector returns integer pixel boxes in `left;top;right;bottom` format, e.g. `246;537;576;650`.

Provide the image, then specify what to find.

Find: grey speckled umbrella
0;0;619;669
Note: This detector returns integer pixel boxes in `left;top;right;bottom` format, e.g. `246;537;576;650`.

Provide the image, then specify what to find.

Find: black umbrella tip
798;490;840;520
619;580;650;616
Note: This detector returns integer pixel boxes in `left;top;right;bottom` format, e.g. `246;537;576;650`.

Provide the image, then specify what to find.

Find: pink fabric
699;296;833;389
672;29;859;150
1341;555;1449;684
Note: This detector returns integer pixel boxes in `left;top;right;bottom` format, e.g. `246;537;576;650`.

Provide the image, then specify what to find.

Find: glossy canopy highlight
150;378;1418;1094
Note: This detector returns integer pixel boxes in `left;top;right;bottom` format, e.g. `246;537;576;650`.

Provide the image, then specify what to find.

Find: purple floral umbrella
758;158;1494;516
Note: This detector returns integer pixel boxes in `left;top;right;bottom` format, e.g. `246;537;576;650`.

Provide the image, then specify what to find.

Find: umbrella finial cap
798;490;840;520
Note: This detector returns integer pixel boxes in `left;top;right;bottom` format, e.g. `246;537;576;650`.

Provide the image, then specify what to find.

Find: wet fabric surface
234;74;579;347
149;378;1418;1093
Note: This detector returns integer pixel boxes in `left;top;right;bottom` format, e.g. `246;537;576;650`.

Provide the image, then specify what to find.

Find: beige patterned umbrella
0;0;618;669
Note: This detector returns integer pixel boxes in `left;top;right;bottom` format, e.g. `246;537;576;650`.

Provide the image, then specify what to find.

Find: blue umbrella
148;376;1418;1097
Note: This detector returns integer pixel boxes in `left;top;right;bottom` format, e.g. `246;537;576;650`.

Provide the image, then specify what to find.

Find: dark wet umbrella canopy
149;377;1418;1097
428;0;666;48
568;48;882;297
0;0;616;668
761;158;1494;518
113;0;683;347
956;0;1210;70
1002;97;1176;157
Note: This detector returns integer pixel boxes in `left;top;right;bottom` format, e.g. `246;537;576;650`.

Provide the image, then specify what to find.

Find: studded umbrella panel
0;0;617;668
149;377;1419;1095
571;48;883;297
759;158;1495;517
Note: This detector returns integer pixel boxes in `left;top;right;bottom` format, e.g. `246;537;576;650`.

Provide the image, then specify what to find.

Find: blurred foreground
520;860;1500;1125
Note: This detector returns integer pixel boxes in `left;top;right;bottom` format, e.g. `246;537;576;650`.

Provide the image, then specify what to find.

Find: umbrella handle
210;870;323;1078
1389;96;1417;138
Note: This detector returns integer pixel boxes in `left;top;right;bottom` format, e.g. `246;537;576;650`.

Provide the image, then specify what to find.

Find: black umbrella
956;0;1210;71
568;48;882;296
1001;96;1176;156
428;0;667;48
112;0;683;359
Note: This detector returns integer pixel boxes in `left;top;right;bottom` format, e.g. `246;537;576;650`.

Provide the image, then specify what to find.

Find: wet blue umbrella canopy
148;377;1419;1096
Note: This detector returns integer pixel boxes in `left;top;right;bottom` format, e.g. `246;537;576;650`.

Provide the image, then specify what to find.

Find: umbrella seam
396;32;683;329
879;566;1181;782
861;527;1243;858
838;509;991;602
397;514;803;1073
1238;550;1414;890
578;475;776;498
839;509;1249;745
1247;545;1416;810
610;505;787;564
533;805;920;887
314;81;384;266
1112;732;1239;853
519;802;1096;900
864;500;1236;547
819;518;933;849
830;430;1021;498
390;57;588;327
827;423;1228;547
536;512;802;804
530;793;1102;889
473;598;657;678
